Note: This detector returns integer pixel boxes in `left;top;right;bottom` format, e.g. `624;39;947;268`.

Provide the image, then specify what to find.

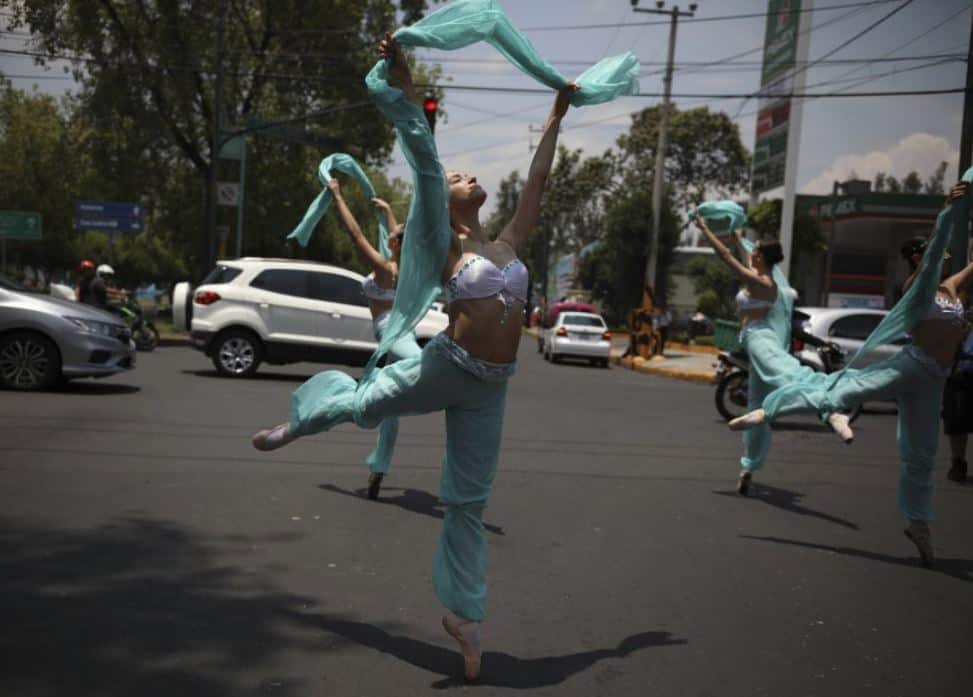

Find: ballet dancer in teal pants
251;0;640;680
695;210;835;496
325;177;421;499
731;178;972;567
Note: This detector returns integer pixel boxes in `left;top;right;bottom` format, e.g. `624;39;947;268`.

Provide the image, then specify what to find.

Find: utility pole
951;9;973;267
631;0;697;306
205;0;228;275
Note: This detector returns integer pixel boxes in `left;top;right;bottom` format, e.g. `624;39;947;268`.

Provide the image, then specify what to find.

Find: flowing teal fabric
763;167;973;417
287;153;391;259
393;0;640;107
689;201;748;237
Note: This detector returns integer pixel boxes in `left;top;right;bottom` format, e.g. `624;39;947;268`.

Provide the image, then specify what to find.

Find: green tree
748;198;825;255
615;103;751;209
0;0;439;278
873;162;948;195
686;256;737;320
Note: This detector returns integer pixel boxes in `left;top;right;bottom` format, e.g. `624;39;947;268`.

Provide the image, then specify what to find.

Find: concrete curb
611;354;715;384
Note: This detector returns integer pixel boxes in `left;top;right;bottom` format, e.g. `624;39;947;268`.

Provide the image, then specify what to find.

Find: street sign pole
236;142;246;258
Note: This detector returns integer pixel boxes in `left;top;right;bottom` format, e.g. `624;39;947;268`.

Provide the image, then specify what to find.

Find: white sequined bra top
925;294;965;326
362;274;396;302
443;255;529;324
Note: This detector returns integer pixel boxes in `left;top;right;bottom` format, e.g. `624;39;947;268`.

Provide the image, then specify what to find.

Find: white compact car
794;307;904;370
542;311;611;367
174;258;449;377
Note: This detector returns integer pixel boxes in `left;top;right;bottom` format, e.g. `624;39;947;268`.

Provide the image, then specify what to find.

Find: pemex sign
752;0;802;194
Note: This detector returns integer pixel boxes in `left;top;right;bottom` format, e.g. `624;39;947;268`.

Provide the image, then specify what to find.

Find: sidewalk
526;327;716;384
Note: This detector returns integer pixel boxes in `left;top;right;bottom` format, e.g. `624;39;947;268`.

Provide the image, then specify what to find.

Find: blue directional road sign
74;200;144;233
75;217;144;232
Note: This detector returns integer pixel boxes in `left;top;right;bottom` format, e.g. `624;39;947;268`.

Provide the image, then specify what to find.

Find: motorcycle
119;297;160;352
713;336;862;424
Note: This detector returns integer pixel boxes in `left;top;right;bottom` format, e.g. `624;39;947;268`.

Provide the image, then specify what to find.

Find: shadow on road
0;515;320;697
48;381;141;395
741;535;973;584
315;617;686;689
714;484;859;530
318;484;505;536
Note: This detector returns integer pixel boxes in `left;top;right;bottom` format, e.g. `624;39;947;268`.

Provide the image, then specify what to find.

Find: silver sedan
0;277;136;390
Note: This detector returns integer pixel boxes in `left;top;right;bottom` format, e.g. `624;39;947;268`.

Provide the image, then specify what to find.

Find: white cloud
803;132;959;194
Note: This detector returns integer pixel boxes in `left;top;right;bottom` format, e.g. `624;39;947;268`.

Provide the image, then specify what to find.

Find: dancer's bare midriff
446;299;524;364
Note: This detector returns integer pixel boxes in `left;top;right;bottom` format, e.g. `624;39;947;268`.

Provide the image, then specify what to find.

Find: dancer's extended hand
379;32;412;90
327;179;341;196
947;181;969;205
552;83;579;119
371;197;391;211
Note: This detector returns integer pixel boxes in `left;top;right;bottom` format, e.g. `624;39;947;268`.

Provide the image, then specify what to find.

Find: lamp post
630;0;697;305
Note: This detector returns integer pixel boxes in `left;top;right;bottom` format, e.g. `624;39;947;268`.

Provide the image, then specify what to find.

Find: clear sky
2;0;969;217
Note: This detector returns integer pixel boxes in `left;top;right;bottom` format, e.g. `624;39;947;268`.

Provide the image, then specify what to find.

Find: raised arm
497;85;577;256
371;197;399;233
329;180;391;275
697;216;771;288
731;230;753;269
941;181;973;294
379;33;419;107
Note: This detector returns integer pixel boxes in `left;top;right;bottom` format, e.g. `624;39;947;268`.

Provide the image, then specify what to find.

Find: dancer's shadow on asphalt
714;484;859;530
318;484;505;536
316;616;686;689
741;535;973;584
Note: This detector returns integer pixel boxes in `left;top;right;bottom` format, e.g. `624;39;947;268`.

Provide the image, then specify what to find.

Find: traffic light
423;92;438;134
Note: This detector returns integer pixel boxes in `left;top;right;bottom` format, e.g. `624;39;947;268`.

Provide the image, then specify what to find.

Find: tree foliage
0;0;438;280
686;256;737;320
873;161;948;195
748;198;826;255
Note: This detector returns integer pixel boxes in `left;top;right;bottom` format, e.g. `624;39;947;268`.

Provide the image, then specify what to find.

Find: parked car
542;311;612;367
793;307;903;370
174;258;449;377
0;275;135;390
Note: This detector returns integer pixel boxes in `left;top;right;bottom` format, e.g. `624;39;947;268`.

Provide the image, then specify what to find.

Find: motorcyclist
76;260;108;309
96;264;129;308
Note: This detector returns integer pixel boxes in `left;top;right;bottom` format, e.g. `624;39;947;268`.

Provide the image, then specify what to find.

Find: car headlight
65;316;123;337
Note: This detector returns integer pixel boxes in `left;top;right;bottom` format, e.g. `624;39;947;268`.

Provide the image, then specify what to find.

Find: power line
516;0;901;31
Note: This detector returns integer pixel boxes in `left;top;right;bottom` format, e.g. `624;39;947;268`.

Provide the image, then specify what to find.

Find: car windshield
563;314;604;328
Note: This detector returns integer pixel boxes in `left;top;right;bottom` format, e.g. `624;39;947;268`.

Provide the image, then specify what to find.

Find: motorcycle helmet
78;259;95;273
96;264;115;278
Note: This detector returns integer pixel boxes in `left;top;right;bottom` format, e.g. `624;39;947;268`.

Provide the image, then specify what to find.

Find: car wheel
0;331;62;391
212;329;263;377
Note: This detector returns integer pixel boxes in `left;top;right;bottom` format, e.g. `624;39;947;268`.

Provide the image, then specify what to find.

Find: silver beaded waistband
431;332;516;382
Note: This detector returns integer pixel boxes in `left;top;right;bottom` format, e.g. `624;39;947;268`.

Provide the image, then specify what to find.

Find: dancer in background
695;210;832;496
252;0;639;679
327;179;421;499
731;179;971;567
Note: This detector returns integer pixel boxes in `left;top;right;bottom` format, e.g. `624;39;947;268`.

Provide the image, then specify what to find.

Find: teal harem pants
289;337;510;621
366;313;423;475
740;322;821;472
763;345;947;522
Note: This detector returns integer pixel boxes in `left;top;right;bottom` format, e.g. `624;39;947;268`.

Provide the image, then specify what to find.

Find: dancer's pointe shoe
728;409;766;431
442;611;481;682
251;423;297;451
736;470;752;497
904;520;934;568
826;413;854;444
366;473;384;500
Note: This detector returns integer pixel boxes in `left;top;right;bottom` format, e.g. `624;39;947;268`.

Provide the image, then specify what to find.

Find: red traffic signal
423;92;438;133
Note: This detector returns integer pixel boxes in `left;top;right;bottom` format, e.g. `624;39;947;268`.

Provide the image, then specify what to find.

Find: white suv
173;258;448;377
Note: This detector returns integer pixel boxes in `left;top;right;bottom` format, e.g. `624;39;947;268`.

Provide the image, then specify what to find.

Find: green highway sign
0;210;42;240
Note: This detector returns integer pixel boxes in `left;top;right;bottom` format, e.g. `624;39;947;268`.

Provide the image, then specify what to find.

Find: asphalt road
2;339;971;697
